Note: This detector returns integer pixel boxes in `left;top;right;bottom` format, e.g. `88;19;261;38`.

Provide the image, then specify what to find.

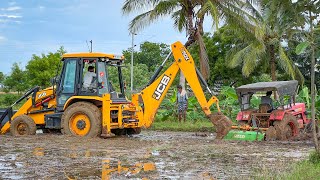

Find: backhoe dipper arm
134;42;231;137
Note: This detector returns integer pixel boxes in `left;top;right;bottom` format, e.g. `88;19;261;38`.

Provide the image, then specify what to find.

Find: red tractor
234;80;310;140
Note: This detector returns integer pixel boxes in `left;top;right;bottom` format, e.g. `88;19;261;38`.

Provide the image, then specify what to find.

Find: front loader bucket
224;130;265;141
0;107;14;134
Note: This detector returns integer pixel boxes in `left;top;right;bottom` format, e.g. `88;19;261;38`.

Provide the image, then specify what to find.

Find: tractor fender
63;96;103;110
269;110;286;120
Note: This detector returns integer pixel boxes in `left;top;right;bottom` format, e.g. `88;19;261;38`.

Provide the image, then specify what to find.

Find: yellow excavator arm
132;41;232;139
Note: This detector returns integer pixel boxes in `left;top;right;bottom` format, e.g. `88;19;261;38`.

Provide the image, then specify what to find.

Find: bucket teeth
208;112;232;139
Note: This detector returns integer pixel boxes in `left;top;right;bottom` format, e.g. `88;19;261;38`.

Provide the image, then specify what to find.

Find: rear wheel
265;126;277;141
61;102;101;138
275;114;299;140
10;115;36;136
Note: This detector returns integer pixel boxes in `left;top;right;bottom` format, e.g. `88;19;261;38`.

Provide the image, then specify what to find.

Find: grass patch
257;152;320;180
150;120;215;132
276;160;320;180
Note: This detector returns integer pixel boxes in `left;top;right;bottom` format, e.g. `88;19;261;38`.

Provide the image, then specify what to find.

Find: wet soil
0;131;314;180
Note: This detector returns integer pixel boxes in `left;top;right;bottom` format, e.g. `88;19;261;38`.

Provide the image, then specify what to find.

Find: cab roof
236;80;298;98
62;52;124;60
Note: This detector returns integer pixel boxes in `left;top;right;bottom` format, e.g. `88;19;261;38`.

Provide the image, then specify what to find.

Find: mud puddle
0;131;314;179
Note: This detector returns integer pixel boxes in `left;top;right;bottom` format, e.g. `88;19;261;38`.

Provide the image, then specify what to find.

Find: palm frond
172;9;187;32
198;1;220;30
278;45;295;79
122;0;158;15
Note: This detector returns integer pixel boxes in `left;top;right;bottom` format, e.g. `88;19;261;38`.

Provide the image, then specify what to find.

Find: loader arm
135;41;226;131
0;87;56;134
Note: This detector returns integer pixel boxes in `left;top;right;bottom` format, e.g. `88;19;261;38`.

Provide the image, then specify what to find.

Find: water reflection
102;160;156;179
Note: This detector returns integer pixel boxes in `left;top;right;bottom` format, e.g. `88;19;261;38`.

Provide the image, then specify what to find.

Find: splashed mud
0;131;314;179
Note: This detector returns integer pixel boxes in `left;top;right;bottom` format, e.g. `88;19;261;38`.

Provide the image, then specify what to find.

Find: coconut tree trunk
269;44;277;81
181;0;195;90
309;9;319;152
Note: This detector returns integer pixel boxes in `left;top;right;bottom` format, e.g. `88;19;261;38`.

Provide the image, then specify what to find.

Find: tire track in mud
0;131;314;179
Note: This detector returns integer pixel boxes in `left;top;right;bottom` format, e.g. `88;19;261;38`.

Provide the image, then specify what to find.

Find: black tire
265;126;277;141
61;102;101;138
275;114;299;140
10;115;36;136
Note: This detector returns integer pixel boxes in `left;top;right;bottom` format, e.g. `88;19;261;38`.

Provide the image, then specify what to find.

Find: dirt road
0;131;314;179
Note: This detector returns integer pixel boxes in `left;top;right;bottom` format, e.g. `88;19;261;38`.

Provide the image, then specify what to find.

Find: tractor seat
259;104;272;113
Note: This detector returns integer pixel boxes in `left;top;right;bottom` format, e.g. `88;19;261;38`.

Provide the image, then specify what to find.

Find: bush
0;93;21;108
309;151;320;164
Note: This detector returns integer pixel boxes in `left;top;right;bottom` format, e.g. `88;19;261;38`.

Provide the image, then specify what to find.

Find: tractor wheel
10;115;36;136
265;126;277;141
275;114;299;140
61;102;101;138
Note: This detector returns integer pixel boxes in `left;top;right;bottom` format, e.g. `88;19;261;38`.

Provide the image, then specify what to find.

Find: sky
0;0;190;74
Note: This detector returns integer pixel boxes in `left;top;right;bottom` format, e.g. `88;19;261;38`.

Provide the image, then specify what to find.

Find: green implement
223;130;265;141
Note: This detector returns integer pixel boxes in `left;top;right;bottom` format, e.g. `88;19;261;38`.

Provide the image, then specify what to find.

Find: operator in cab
83;66;96;89
261;91;274;112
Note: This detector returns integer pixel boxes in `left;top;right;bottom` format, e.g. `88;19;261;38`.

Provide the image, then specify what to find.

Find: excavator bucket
223;130;265;141
208;112;233;139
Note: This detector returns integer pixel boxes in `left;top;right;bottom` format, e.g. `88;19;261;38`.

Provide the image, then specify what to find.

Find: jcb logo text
153;75;171;100
181;48;190;61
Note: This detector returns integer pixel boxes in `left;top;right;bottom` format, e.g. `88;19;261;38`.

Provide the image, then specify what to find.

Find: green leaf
295;42;310;55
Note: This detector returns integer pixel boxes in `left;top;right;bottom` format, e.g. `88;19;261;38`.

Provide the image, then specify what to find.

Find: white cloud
6;6;21;11
0;14;22;18
0;36;6;41
0;6;22;11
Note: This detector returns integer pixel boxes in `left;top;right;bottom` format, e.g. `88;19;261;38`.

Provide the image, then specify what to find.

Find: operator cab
56;52;126;110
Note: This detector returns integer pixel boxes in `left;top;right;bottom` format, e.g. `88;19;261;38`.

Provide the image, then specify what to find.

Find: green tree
108;63;151;92
25;47;66;88
122;0;258;84
0;72;4;84
3;63;29;94
189;27;270;87
294;0;320;156
227;0;304;83
122;41;170;72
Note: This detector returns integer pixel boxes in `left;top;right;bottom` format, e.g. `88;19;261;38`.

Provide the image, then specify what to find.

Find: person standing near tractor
177;85;188;122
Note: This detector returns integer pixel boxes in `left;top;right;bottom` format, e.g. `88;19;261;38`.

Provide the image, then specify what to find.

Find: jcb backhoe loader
0;41;232;139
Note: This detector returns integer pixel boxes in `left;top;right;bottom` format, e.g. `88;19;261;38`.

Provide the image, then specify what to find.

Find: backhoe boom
133;41;232;138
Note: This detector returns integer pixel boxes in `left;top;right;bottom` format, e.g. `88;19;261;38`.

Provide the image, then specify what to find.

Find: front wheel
61;102;101;138
10;115;36;136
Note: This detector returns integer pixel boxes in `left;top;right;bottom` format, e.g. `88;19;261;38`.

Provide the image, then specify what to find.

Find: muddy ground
0;131;314;180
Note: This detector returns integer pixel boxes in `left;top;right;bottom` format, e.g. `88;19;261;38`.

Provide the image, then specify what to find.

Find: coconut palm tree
122;0;259;87
227;0;305;83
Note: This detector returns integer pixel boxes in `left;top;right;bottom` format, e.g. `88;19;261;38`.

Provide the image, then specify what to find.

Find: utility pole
130;32;135;91
90;40;93;53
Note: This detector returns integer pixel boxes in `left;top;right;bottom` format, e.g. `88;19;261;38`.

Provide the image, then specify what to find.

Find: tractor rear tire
61;102;101;138
265;126;277;141
10;115;36;136
275;114;299;140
